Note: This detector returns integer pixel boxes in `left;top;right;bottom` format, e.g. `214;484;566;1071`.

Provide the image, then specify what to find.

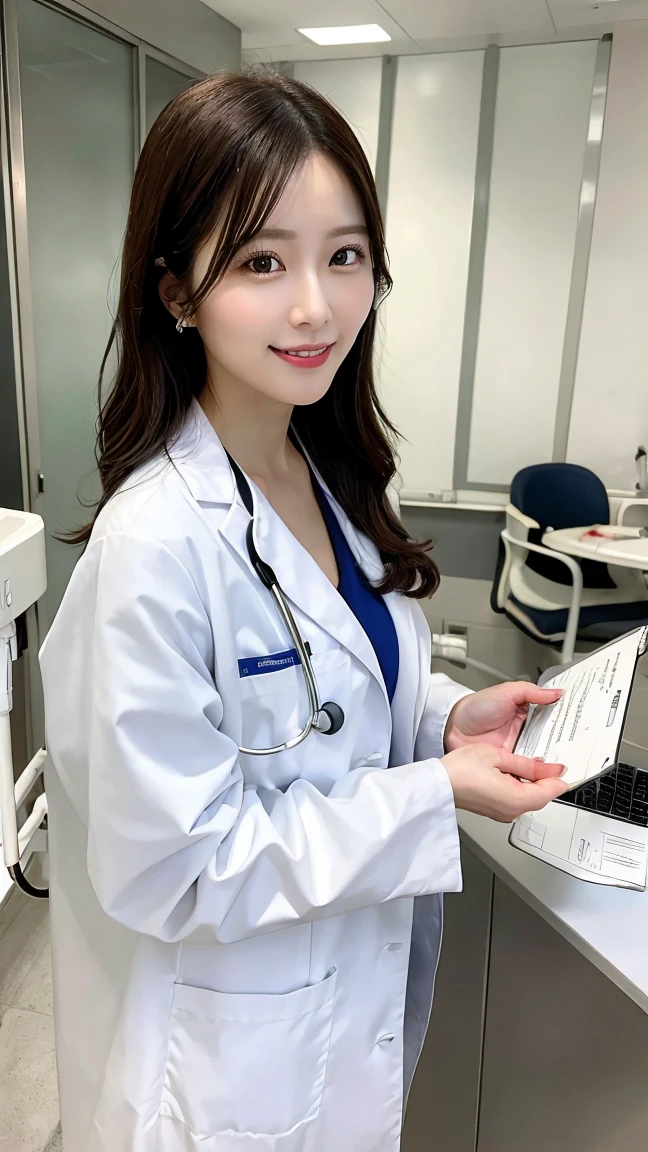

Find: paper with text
515;627;648;789
510;805;648;890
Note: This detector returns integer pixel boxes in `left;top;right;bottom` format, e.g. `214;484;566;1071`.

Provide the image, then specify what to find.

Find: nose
288;271;332;331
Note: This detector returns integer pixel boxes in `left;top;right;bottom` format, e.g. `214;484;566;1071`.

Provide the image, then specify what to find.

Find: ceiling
198;0;648;62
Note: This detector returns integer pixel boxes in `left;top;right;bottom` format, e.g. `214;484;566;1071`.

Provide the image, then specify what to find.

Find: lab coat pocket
160;966;338;1138
238;648;349;768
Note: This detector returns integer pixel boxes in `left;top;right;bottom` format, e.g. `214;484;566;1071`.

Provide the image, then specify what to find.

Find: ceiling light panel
298;23;391;45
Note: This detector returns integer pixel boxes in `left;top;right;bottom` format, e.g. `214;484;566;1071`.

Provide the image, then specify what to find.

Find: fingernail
534;756;545;762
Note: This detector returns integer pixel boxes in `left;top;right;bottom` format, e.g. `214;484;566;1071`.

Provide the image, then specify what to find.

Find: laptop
557;759;648;829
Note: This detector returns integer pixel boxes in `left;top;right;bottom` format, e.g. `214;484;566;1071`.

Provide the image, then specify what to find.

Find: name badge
238;648;302;678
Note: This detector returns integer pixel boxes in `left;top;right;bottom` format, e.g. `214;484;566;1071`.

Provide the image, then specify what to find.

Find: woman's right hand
441;743;570;823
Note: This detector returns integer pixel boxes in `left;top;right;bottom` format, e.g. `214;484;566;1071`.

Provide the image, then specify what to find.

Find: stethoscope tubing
226;450;344;757
238;582;323;756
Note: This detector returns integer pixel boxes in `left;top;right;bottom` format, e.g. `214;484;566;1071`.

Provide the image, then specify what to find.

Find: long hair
69;70;439;598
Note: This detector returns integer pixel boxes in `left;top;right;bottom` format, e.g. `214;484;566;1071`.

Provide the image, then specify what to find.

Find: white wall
567;22;648;491
293;58;382;173
468;41;597;487
381;52;484;497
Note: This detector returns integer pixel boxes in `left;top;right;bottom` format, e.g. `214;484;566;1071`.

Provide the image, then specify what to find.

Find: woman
40;72;567;1152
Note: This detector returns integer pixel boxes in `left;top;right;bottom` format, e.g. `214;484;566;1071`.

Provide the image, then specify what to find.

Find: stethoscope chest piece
313;700;345;735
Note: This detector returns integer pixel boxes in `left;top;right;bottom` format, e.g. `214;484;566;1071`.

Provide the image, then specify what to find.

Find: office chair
491;463;648;663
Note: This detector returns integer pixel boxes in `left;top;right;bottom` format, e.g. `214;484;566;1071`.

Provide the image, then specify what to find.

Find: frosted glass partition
381;52;484;497
293;58;382;173
466;41;597;487
17;0;135;621
146;56;195;135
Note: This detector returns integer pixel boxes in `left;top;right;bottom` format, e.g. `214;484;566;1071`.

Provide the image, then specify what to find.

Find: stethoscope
226;452;345;756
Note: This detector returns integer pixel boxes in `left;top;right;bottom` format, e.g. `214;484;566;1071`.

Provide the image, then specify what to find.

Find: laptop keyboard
558;762;648;828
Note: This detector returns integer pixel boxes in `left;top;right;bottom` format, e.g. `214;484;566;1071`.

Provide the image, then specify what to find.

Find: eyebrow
252;224;369;242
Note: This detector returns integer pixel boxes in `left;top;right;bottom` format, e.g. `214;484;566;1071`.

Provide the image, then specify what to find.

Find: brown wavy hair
69;70;439;598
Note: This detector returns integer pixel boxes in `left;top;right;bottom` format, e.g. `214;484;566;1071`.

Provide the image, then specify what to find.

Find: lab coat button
386;942;402;952
377;1033;396;1045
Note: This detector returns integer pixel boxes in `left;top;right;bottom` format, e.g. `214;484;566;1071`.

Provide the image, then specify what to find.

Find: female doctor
39;71;567;1152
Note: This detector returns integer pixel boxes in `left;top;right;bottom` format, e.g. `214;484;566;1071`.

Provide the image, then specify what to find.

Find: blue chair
491;463;648;663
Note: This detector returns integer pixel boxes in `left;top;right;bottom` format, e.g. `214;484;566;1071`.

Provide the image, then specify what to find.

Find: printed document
514;626;648;789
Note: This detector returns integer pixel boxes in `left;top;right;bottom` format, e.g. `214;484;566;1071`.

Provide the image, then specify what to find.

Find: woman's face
187;152;375;409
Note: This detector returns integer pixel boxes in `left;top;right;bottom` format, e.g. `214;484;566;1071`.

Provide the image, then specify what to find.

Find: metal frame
453;44;501;493
374;55;397;218
450;35;612;494
552;33;612;461
137;42;147;154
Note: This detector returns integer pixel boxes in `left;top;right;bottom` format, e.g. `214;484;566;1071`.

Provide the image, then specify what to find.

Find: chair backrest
510;462;614;589
510;463;610;529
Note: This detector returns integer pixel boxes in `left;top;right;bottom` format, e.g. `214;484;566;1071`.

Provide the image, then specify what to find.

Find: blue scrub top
315;484;400;704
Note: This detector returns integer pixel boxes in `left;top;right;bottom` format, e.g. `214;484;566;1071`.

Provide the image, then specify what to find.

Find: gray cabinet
404;848;648;1152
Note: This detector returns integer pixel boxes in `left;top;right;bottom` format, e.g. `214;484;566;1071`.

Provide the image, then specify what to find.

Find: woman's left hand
444;683;562;754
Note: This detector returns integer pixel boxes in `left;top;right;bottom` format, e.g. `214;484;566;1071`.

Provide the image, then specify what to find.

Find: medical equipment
0;507;48;898
227;454;345;755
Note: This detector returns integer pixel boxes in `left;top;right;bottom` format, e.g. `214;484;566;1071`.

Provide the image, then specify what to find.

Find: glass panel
381;52;484;498
467;41;598;487
146;56;195;135
16;0;135;622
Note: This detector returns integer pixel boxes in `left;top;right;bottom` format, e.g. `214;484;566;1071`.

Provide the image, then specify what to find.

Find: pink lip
270;343;335;369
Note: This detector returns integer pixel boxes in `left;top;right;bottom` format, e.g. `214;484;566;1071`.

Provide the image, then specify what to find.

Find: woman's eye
330;246;364;267
246;253;282;275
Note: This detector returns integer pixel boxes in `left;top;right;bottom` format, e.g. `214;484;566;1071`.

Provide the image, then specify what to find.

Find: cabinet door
478;880;648;1152
404;847;493;1152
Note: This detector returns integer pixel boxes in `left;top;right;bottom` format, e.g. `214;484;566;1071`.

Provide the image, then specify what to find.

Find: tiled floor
0;886;61;1152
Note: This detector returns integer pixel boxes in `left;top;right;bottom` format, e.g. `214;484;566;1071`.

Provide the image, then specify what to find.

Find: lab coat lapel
246;486;389;703
172;403;389;699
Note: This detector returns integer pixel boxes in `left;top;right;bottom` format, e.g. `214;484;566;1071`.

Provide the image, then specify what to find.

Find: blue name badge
238;648;302;678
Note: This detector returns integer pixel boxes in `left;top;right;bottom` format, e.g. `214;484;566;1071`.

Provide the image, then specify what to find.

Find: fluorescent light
298;24;391;46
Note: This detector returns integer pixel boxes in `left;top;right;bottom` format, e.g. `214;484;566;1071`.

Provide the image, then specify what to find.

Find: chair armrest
502;530;582;580
505;503;540;531
501;530;583;663
616;498;648;528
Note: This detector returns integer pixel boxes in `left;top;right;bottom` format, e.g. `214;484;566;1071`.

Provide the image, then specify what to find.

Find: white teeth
284;347;327;357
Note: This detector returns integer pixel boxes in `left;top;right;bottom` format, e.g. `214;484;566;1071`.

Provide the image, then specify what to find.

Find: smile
270;344;335;369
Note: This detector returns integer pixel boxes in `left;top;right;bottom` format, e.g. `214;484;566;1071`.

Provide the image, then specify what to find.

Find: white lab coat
40;400;469;1152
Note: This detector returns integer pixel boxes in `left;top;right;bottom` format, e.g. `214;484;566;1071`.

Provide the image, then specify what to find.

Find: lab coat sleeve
414;674;474;763
84;533;462;945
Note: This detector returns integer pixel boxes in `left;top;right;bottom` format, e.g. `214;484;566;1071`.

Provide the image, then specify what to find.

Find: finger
516;777;571;812
506;684;563;708
495;749;566;781
530;759;567;780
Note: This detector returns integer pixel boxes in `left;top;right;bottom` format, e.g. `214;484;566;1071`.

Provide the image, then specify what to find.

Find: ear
157;271;185;322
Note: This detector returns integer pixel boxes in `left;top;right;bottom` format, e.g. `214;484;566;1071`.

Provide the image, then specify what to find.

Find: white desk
457;809;648;1015
542;524;648;570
